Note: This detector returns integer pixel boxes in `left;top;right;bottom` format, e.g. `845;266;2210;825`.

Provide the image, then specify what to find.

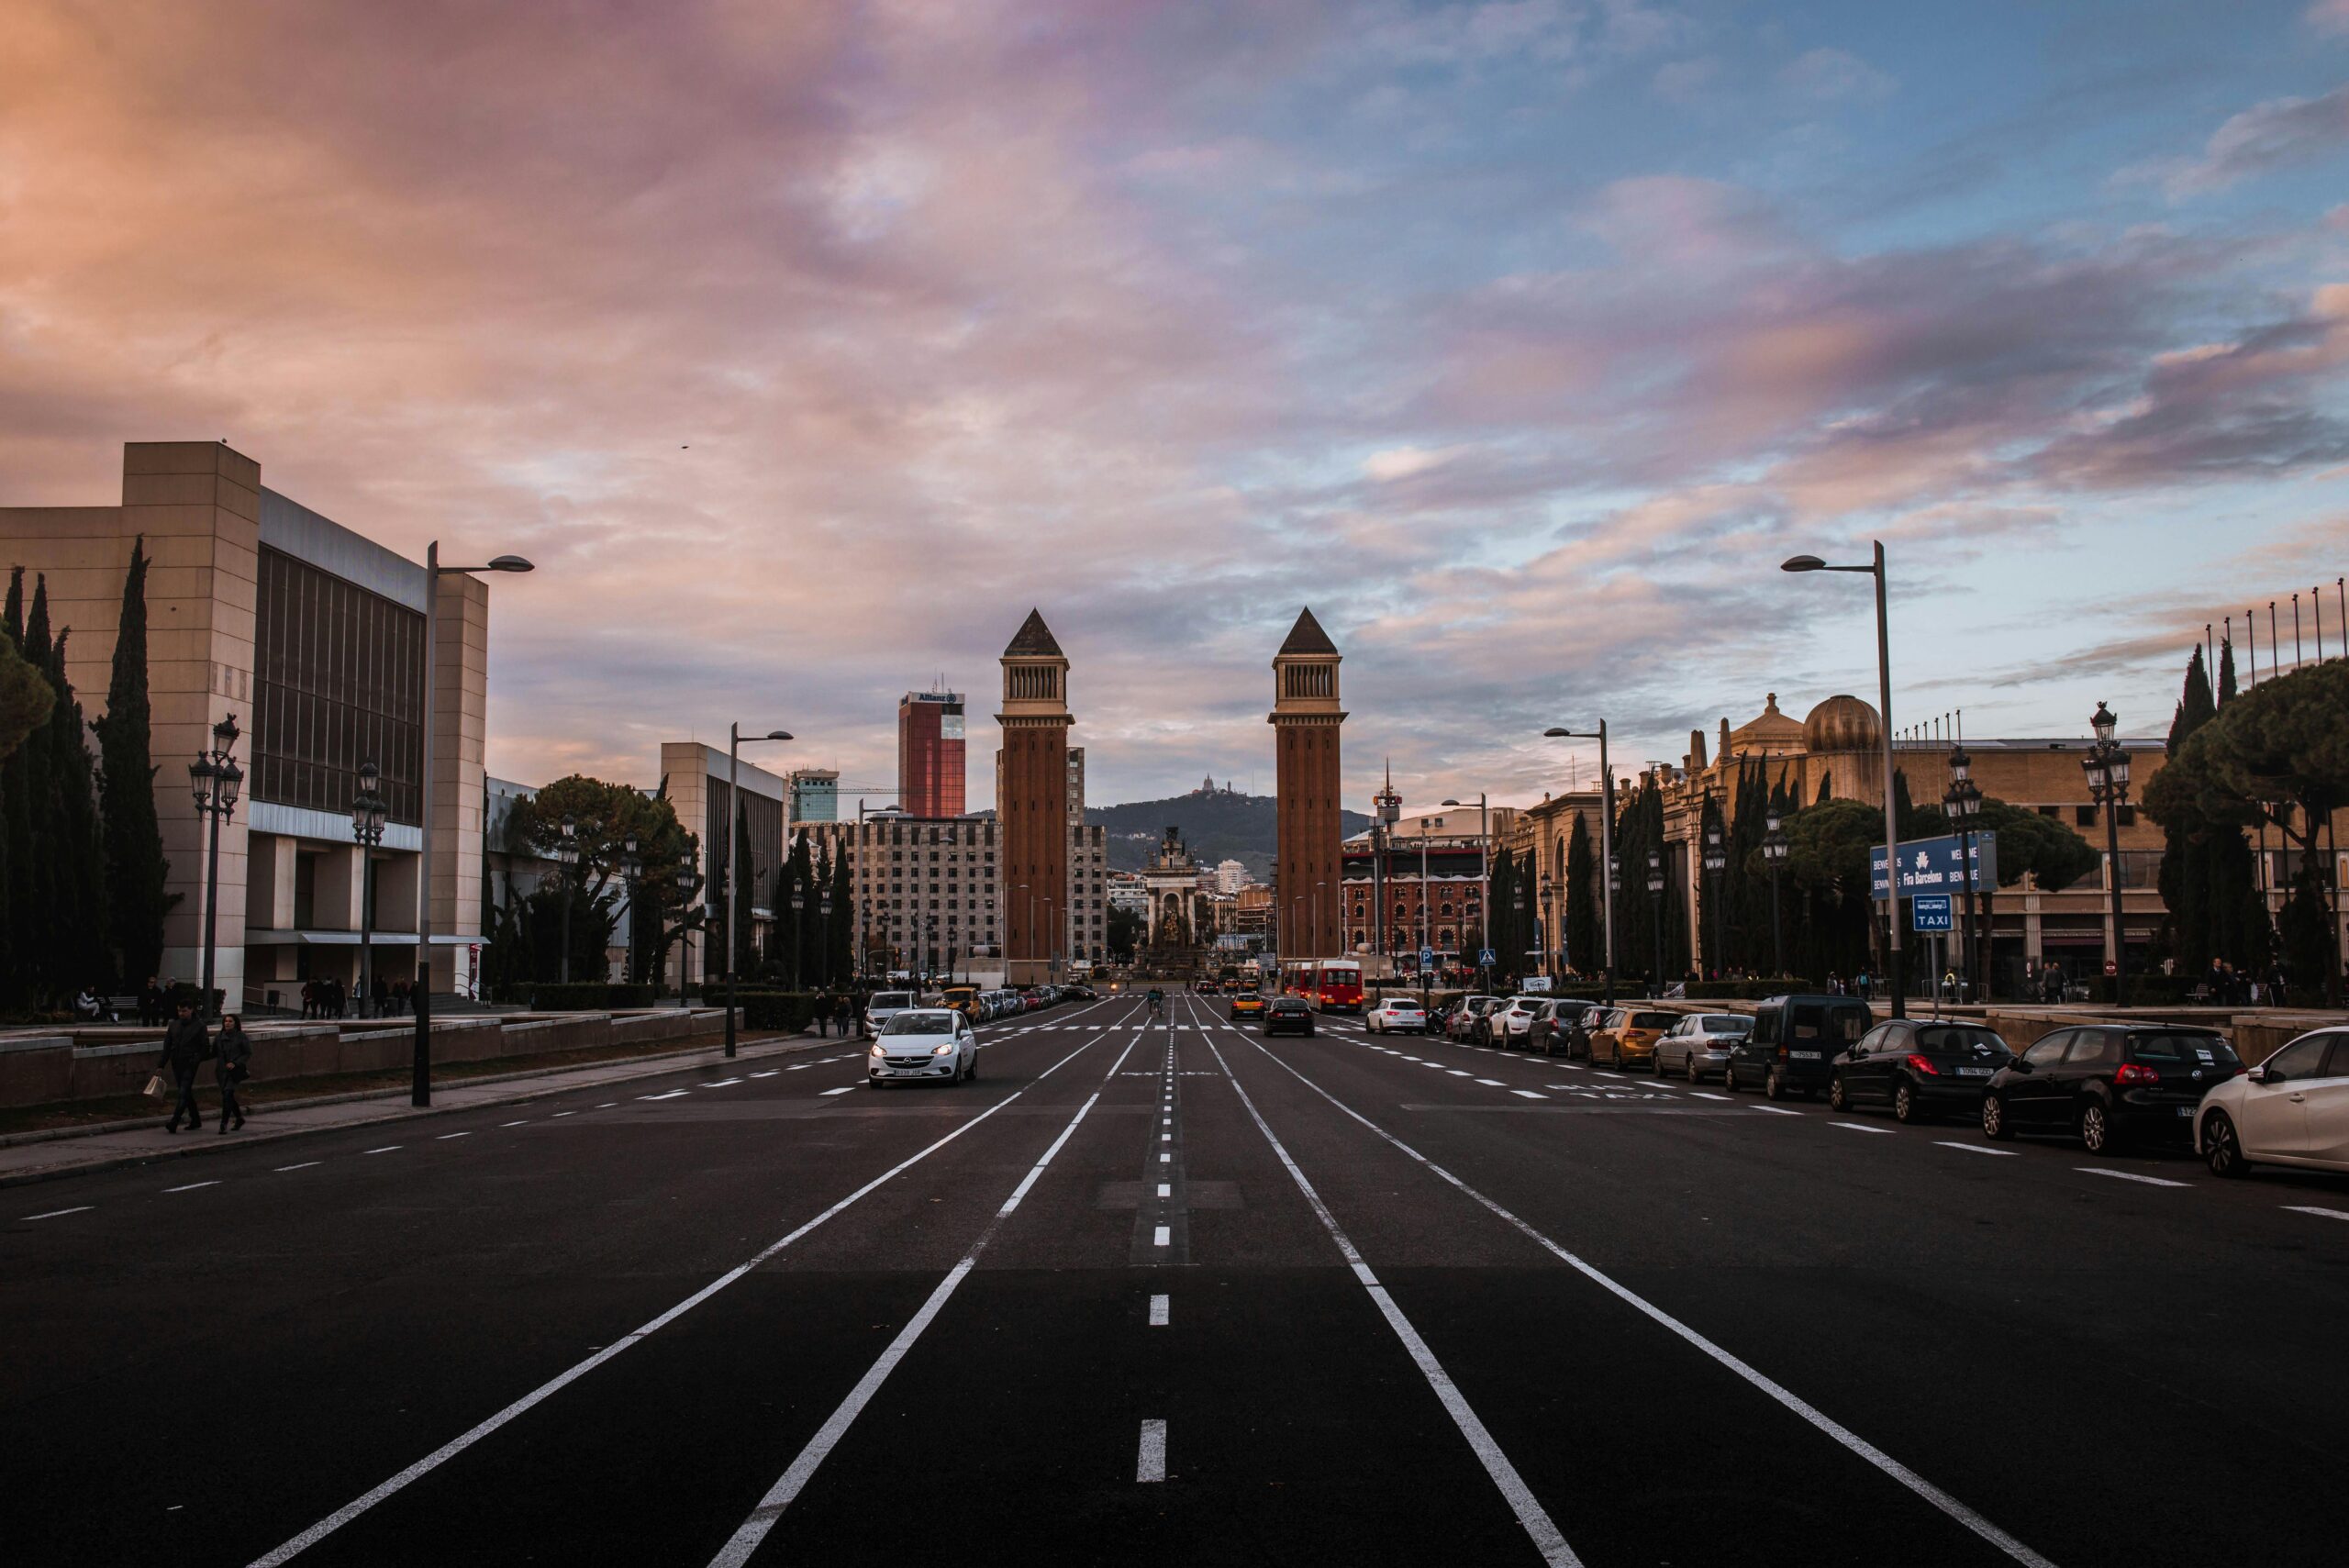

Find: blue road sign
1911;894;1954;932
1870;832;1998;901
1420;946;1436;969
1478;948;1497;967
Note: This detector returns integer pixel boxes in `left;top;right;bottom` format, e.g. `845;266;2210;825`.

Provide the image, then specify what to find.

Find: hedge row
498;982;662;1010
736;991;829;1033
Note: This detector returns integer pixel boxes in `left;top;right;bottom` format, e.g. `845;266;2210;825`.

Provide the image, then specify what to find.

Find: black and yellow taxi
1230;990;1268;1021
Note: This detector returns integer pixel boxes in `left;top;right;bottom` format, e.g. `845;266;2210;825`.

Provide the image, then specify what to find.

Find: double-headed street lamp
1645;849;1664;995
1544;723;1616;1005
671;848;703;1008
1783;543;1905;1018
187;713;244;1020
1944;746;1984;1001
2081;703;2132;1008
1701;807;1727;981
723;724;793;1058
414;546;533;1107
618;833;641;983
1762;808;1789;979
557;813;578;984
1538;884;1554;976
350;760;387;1017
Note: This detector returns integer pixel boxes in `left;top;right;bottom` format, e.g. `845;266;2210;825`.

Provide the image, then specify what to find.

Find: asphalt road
6;991;2345;1566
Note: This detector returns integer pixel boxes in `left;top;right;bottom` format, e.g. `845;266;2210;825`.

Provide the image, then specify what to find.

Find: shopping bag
142;1073;166;1098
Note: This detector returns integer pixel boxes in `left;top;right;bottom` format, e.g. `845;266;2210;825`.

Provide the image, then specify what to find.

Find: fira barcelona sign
1870;832;1998;902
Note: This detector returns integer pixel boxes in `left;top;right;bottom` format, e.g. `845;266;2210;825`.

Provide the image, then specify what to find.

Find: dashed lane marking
500;1120;528;1128
20;1207;92;1221
164;1181;219;1193
1136;1419;1168;1483
1510;1090;1548;1100
1936;1140;2019;1157
1149;1295;1170;1327
273;1162;321;1173
2283;1205;2349;1221
2075;1167;2188;1188
437;1131;471;1140
702;1078;743;1087
1829;1121;1895;1136
1691;1092;1731;1102
364;1145;401;1154
751;1070;780;1078
1152;1226;1171;1247
1752;1106;1802;1117
819;1085;858;1097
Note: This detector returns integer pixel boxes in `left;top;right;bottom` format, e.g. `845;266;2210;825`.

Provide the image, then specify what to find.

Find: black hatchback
1827;1021;2013;1123
1981;1024;2241;1153
1264;997;1316;1038
1727;995;1875;1099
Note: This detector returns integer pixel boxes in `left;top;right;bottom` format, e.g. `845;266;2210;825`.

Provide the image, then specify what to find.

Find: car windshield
882;1013;954;1035
1912;1025;2009;1054
1631;1012;1676;1029
2128;1032;2240;1067
871;992;914;1009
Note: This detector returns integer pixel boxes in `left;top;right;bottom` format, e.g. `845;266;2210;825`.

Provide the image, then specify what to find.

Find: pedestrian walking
815;992;833;1038
372;973;389;1017
214;1013;252;1132
139;975;164;1027
853;991;870;1038
833;993;852;1038
156;1002;213;1134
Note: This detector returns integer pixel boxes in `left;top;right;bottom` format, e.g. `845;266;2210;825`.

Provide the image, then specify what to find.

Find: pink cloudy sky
3;1;2346;811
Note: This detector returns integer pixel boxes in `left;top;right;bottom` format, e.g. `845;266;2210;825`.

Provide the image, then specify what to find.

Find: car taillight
1776;1045;1787;1061
2113;1062;2162;1087
1904;1053;1941;1076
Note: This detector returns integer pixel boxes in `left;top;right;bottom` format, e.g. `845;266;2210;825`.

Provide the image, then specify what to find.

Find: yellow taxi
941;985;982;1023
1229;991;1267;1020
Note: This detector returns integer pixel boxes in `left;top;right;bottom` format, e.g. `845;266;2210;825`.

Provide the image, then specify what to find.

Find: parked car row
930;984;1087;1025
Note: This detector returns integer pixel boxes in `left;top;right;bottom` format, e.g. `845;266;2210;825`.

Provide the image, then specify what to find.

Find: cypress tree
45;628;107;997
787;830;817;986
96;538;170;987
1564;812;1596;975
2158;646;2217;974
0;570;27;1007
829;838;853;982
17;579;59;1003
2207;638;2269;969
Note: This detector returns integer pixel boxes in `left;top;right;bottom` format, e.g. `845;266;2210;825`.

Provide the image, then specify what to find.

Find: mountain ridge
1086;789;1371;878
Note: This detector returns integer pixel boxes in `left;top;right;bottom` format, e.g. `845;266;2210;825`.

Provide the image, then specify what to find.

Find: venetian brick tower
998;609;1074;985
1271;607;1345;958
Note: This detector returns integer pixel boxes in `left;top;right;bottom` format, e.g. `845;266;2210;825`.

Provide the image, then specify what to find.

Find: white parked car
1367;997;1429;1034
867;1008;979;1085
1491;996;1544;1046
2198;1027;2349;1177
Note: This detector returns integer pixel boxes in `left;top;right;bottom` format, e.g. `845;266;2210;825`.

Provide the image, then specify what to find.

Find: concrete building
1272;607;1345;957
787;767;839;824
0;441;501;1007
1214;858;1250;895
897;687;965;819
1107;870;1149;917
659;741;786;986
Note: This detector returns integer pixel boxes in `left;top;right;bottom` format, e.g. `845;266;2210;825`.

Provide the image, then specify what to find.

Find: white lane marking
252;1033;1114;1568
1161;1133;1171;1142
1160;1151;1170;1163
699;1038;1134;1568
785;1063;811;1071
273;1162;321;1173
1137;1418;1168;1483
1241;1038;2058;1568
501;1120;529;1128
363;1145;401;1154
552;1111;575;1118
165;1181;220;1193
1157;1183;1171;1197
1510;1090;1548;1100
751;1070;780;1078
1149;1295;1170;1327
1446;1069;1475;1077
437;1131;471;1140
1475;1079;1507;1087
1691;1092;1731;1102
1153;1225;1171;1247
2075;1167;2188;1188
1752;1106;1802;1117
1203;1036;1580;1567
1936;1141;2019;1157
818;1086;858;1097
2283;1205;2349;1222
1829;1121;1895;1136
637;1091;687;1102
701;1079;742;1088
596;1102;618;1109
21;1206;93;1221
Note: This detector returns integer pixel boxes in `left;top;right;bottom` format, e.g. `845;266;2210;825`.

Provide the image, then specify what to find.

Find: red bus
1280;959;1364;1014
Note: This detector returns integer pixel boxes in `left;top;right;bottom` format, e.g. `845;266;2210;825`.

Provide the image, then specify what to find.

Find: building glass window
252;546;424;825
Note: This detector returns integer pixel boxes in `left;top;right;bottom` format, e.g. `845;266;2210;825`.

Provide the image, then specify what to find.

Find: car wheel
1893;1081;1920;1124
1765;1067;1786;1101
965;1052;979;1082
1981;1093;2011;1140
1827;1073;1849;1112
1687;1054;1703;1085
2078;1099;2115;1155
2203;1110;2248;1177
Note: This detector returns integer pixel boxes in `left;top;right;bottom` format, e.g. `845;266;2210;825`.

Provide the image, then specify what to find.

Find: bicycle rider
1147;986;1165;1020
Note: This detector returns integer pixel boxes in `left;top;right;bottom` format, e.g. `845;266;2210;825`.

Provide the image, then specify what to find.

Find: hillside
1087;790;1371;879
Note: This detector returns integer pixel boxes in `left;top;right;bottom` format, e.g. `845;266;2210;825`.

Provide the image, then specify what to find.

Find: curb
0;1031;874;1192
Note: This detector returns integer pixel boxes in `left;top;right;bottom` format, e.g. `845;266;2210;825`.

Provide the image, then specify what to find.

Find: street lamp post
789;886;807;992
1944;747;1983;1003
1539;884;1554;976
1442;795;1489;990
1544;724;1615;1004
413;545;533;1106
1762;808;1789;979
2081;703;2132;1009
618;834;640;984
672;850;702;1008
818;889;833;989
558;813;578;985
1646;850;1664;996
187;713;244;1020
350;760;387;1017
1702;808;1726;982
723;724;793;1058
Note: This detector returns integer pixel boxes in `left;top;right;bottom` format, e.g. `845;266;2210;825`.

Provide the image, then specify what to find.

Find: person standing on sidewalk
156;1002;213;1134
214;1014;252;1133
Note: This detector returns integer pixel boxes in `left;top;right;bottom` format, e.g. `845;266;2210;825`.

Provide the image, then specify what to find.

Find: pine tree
95;538;170;986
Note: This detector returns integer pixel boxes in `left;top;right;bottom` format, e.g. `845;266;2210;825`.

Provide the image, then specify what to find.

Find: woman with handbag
214;1014;253;1133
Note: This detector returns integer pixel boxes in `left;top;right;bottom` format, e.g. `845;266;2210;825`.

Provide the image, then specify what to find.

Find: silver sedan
1654;1013;1752;1083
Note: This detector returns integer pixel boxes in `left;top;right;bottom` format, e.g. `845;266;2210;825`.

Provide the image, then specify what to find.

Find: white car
864;990;918;1034
868;1008;979;1085
2198;1027;2349;1177
1491;996;1544;1046
1367;998;1429;1034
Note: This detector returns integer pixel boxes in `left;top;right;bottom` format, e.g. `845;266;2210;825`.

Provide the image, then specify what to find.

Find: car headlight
932;1041;958;1056
869;1043;886;1059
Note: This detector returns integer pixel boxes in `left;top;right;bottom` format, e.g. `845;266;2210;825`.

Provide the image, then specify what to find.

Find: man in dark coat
157;1002;213;1134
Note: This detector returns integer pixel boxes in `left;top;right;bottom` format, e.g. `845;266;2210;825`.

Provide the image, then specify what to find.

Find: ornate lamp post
1645;849;1664;996
2081;703;2132;1007
557;813;578;985
1538;884;1554;976
672;848;702;1008
1762;808;1789;979
1702;807;1727;982
350;760;388;1017
618;834;641;984
722;725;793;1059
818;888;834;989
1943;747;1984;1002
187;713;244;1020
789;884;807;991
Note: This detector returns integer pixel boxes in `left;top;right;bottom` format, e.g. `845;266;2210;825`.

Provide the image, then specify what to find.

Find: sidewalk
0;1029;863;1190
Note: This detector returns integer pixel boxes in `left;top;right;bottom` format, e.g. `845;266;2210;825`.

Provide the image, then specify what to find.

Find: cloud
1776;47;1896;105
2310;2;2349;38
2150;84;2349;198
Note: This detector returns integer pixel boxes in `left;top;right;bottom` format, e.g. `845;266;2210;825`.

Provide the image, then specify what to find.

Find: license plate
1955;1067;1989;1077
1789;1051;1820;1061
2177;1106;2192;1118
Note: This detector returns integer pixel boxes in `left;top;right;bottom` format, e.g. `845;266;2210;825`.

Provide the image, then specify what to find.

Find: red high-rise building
897;687;965;818
1272;606;1345;958
997;611;1072;985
